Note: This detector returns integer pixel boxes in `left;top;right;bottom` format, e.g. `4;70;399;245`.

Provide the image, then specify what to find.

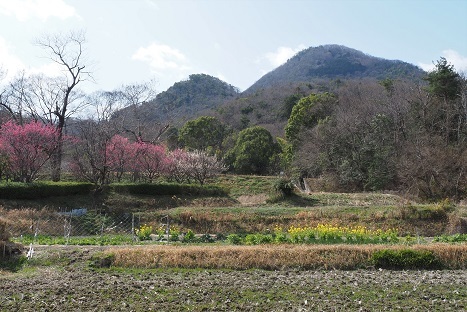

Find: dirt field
0;246;466;311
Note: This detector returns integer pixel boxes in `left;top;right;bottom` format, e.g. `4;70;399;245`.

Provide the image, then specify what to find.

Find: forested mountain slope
138;74;239;125
245;44;425;93
132;45;426;135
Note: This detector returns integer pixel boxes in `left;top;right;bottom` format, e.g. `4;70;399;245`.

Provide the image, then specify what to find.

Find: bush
273;177;294;196
245;233;273;245
135;224;153;241
110;183;227;196
226;234;242;245
182;229;196;243
0;182;93;199
372;249;442;270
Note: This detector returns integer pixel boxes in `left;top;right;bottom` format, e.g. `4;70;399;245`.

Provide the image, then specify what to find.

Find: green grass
214;174;276;196
13;234;135;246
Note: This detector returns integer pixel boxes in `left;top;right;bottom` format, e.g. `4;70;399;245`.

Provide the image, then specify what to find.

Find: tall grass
104;244;467;270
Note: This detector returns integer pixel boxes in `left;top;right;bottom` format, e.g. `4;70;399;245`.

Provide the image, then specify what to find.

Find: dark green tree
228;126;279;174
424;57;463;143
425;57;461;101
178;116;227;153
285;92;336;147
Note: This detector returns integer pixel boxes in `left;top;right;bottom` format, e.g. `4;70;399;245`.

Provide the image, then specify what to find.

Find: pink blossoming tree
0;121;60;182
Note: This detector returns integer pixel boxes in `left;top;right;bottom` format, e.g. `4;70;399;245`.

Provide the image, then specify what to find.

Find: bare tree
35;30;92;181
116;80;169;143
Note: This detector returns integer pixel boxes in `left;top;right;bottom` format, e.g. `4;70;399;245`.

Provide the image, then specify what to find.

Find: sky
0;0;466;94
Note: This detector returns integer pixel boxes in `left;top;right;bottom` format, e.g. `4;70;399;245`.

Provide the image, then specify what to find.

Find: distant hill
138;74;240;124
245;44;425;93
130;45;427;135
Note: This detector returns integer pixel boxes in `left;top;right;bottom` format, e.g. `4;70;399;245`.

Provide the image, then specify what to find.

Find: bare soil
0;246;466;311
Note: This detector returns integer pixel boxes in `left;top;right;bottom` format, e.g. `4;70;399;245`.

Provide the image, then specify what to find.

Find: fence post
131;213;136;241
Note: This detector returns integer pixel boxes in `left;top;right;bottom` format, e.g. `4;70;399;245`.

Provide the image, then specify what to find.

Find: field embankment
103;244;467;270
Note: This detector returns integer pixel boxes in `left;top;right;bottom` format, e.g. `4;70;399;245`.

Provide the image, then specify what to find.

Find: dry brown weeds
106;244;467;270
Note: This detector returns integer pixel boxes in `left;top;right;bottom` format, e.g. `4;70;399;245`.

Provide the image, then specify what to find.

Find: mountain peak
246;44;424;93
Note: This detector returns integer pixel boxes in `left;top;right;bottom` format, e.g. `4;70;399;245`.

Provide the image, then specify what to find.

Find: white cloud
419;50;467;73
0;36;66;84
28;62;64;78
0;37;25;80
132;43;190;72
265;45;306;67
0;0;77;21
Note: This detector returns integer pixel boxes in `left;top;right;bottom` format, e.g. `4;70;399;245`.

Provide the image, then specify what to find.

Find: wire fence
0;207;187;259
1;208;180;246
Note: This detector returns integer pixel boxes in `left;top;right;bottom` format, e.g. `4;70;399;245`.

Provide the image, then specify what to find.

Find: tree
179;116;227;153
425;57;463;144
165;149;225;185
35;30;91;181
68;90;123;186
69;120;112;186
182;150;225;185
285;92;336;147
132;142;169;183
106;135;135;182
292;81;403;191
228;126;279;174
0;121;60;182
116;80;163;143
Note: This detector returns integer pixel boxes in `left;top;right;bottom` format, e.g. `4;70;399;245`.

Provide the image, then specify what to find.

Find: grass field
1;175;466;310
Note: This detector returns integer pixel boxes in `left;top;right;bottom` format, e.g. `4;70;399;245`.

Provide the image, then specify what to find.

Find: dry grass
106;243;467;270
0;219;9;241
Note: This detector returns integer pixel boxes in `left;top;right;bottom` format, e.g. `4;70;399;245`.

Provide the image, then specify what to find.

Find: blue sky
0;0;466;93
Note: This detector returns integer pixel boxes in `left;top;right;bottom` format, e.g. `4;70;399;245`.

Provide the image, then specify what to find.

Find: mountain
138;74;240;124
132;45;426;135
245;44;425;93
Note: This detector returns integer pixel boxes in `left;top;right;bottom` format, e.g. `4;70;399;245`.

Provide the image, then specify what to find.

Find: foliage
0;255;27;272
273;177;294;196
433;233;467;243
179;116;227;153
14;234;134;246
222;224;399;245
110;182;226;196
286;224;399;244
372;249;442;270
425;57;461;102
226;234;242;245
227;126;280;174
285;92;336;147
143;74;239;123
0;181;93;199
135;224;152;241
182;229;196;243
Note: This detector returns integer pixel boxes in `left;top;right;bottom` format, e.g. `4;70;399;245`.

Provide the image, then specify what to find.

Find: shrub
110;183;227;196
273;177;294;196
135;224;152;241
182;229;196;243
372;249;442;270
433;233;467;243
170;227;180;242
198;233;214;243
0;182;93;199
226;234;242;245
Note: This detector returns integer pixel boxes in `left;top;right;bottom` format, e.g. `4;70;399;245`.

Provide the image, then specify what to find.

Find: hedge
0;182;94;200
110;183;227;196
0;182;227;200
